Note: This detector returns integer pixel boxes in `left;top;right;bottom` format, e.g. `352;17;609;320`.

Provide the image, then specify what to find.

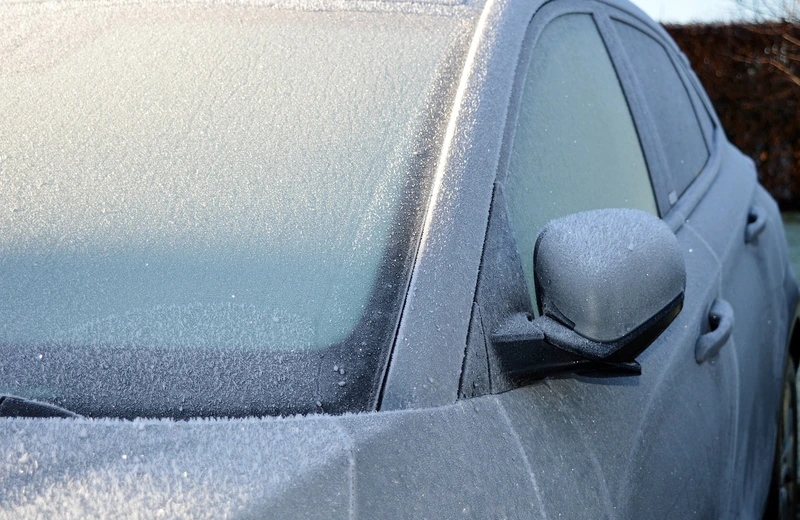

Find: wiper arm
0;395;80;418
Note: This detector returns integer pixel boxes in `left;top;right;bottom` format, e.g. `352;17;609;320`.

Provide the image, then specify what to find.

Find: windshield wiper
0;395;80;418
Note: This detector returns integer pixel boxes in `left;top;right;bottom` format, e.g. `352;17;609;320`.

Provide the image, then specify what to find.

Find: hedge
666;23;800;209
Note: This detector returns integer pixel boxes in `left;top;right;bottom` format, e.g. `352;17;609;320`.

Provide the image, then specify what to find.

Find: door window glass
505;14;657;312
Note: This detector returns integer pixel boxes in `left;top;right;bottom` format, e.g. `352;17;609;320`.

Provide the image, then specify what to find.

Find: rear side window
614;22;709;199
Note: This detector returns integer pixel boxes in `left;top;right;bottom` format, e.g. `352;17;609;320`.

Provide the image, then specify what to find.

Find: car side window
505;13;657;313
614;21;710;199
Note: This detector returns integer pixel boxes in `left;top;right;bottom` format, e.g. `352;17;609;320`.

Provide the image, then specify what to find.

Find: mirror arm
491;292;683;385
491;313;643;385
535;292;683;363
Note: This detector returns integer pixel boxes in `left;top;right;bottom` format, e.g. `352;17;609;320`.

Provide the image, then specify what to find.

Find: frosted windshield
0;5;469;352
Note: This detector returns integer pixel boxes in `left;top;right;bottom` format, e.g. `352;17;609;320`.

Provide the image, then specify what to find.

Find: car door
462;2;739;516
610;10;797;516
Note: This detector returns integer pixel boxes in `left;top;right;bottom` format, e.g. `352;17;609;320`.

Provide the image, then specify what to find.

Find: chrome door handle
745;206;767;244
695;299;734;364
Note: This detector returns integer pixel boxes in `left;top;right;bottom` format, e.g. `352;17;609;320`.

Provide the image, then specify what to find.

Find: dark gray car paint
3;0;798;518
681;144;796;517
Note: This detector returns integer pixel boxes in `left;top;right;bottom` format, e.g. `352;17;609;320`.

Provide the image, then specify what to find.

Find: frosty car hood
0;397;543;519
1;384;756;519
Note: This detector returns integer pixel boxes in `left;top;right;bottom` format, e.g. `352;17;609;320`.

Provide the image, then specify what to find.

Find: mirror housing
492;208;686;383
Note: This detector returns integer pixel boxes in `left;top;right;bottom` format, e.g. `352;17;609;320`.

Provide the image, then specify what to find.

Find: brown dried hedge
665;23;800;209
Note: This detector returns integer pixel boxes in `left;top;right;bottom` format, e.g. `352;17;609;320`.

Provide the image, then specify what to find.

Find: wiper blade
0;395;80;418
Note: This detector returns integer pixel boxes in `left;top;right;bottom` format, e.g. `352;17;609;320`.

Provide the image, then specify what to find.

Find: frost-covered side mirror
492;209;686;383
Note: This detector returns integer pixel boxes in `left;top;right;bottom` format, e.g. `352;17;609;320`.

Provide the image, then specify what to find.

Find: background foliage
666;23;800;208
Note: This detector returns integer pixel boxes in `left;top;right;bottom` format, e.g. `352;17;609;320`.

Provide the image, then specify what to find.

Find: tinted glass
0;3;473;417
615;22;709;198
505;14;657;312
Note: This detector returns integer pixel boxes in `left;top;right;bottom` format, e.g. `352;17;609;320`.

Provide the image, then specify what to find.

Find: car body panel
463;3;747;517
680;142;797;516
0;387;741;519
2;0;798;517
473;131;736;518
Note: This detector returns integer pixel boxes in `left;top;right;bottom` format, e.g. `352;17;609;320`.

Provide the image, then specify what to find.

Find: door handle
745;206;767;243
695;299;734;364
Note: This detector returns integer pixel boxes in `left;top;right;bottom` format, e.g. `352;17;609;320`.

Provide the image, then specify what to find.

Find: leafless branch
735;0;800;21
768;57;800;85
784;31;800;46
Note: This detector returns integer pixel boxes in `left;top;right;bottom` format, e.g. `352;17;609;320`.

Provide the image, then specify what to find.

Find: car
0;0;797;517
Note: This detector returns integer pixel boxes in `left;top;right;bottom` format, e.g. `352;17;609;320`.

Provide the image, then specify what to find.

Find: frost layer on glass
614;21;710;198
505;14;658;313
0;6;466;351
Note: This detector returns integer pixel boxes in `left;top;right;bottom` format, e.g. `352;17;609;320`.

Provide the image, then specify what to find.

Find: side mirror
492;208;686;383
